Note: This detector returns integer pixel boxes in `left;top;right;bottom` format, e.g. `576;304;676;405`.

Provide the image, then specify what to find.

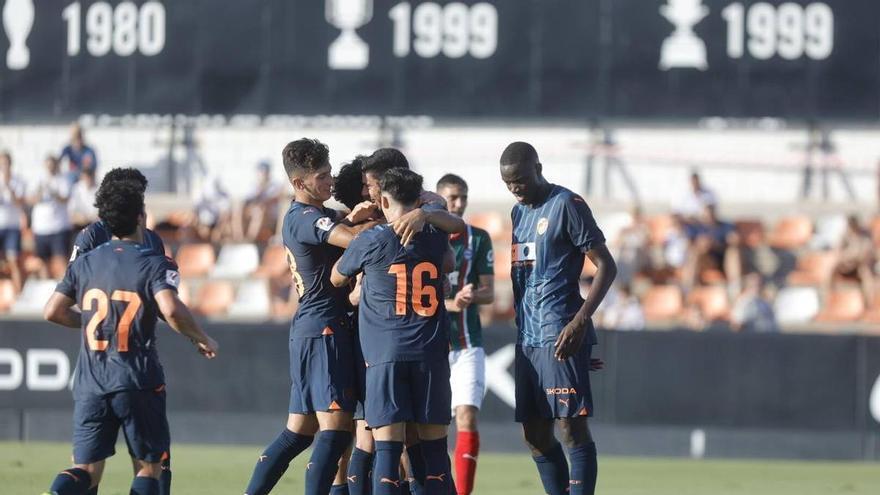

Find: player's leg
117;389;172;495
245;413;318;495
304;332;357;495
49;396;117;494
403;422;426;494
129;459;162;495
555;343;597;495
450;347;486;495
347;419;374;495
515;345;569;495
371;423;406;495
365;361;413;495
46;461;105;495
331;441;353;494
413;358;453;495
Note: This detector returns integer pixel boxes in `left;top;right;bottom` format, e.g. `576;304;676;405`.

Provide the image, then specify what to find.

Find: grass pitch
2;441;878;495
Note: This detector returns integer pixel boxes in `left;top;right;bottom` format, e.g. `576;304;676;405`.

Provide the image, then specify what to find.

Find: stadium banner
0;0;878;121
2;320;879;431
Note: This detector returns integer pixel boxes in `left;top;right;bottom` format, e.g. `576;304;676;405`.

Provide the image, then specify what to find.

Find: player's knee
133;460;162;480
557;418;592;449
455;406;478;432
521;423;555;454
75;462;104;486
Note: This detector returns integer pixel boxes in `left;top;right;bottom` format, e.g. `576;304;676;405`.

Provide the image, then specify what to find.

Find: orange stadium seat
194;281;235;317
687;286;730;322
176;243;216;278
0;279;15;313
768;215;813;250
815;288;865;323
255;244;290;279
468;211;508;241
734;219;765;248
642;285;683;321
647;215;675;246
786;251;836;286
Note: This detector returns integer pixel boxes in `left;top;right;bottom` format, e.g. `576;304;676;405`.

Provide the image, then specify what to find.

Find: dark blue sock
330;484;350;494
49;467;92;494
347;447;374;495
87;487;98;495
305;430;353;495
399;479;410;494
159;452;171;495
245;429;314;495
419;438;451;495
130;476;159;495
532;443;570;495
405;443;426;495
568;442;597;495
373;441;404;495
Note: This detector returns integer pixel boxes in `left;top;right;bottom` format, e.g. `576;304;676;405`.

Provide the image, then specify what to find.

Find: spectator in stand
827;215;875;306
59;123;98;183
600;284;645;331
674;170;716;225
236;161;284;242
662;215;690;275
0;151;26;292
730;273;778;333
193;175;233;242
29;155;73;279
613;205;650;286
681;204;742;293
68;167;99;231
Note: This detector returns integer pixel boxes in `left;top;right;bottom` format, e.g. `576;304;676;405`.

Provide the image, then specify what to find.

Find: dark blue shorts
35;230;71;260
72;388;170;464
0;228;21;255
514;343;594;423
289;332;357;414
364;358;451;428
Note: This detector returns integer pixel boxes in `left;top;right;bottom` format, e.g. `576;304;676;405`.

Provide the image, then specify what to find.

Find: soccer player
70;168;166;263
41;180;218;495
331;168;454;495
500;142;617;495
435;174;494;495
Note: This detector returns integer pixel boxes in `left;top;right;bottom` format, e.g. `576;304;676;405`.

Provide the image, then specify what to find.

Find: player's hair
282;138;330;177
100;167;148;193
333;156;366;210
436;173;468;191
361;148;409;179
95;179;145;238
500;141;539;167
380;168;422;206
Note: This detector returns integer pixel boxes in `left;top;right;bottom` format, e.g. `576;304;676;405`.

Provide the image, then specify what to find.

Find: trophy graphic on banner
659;0;709;71
3;0;35;70
326;0;373;70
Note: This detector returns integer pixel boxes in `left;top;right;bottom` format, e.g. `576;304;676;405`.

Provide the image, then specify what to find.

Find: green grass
2;441;878;495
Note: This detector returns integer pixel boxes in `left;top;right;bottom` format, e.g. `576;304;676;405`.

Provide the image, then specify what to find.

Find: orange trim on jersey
322;326;334;336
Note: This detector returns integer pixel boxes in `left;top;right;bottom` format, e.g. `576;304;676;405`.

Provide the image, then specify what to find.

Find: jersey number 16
388;262;439;317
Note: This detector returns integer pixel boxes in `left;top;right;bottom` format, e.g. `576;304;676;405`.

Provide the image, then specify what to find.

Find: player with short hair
331;168;454;495
500;142;617;495
435;173;494;495
42;180;218;495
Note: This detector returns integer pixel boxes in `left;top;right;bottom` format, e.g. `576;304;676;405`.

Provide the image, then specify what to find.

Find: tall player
331;168;454;495
435;174;494;495
42;180;218;495
500;142;616;495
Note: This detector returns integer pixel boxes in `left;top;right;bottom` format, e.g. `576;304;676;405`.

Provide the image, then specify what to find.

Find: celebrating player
435;174;495;495
42;179;218;495
500;142;617;495
331;168;455;495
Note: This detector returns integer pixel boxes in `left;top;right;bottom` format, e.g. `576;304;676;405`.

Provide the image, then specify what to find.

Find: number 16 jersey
336;224;449;365
56;240;181;399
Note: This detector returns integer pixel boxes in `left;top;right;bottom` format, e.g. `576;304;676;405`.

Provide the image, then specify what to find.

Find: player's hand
346;201;378;225
453;284;475;310
195;337;219;359
554;318;590;362
392;208;427;246
589;358;605;371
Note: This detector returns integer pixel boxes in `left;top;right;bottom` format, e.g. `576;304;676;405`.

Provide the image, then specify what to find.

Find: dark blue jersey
56;240;180;399
283;201;351;337
510;185;605;347
71;221;165;262
336;224;449;364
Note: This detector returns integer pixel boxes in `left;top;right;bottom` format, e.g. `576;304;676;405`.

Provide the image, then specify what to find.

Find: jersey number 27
83;289;142;352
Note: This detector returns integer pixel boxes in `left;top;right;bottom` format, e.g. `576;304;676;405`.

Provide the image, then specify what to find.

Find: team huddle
42;140;617;495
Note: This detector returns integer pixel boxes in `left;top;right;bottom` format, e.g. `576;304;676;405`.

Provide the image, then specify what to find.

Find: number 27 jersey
56;240;181;399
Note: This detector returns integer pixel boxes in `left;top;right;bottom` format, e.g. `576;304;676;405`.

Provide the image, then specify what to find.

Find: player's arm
392;205;466;246
326;221;381;249
338;201;379;227
331;235;369;287
43;292;81;328
155;289;218;359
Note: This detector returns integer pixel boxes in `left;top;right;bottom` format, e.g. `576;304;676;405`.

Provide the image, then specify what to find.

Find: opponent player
42;180;218;495
70;167;165;263
331;168;454;495
500;142;617;495
435;174;494;495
